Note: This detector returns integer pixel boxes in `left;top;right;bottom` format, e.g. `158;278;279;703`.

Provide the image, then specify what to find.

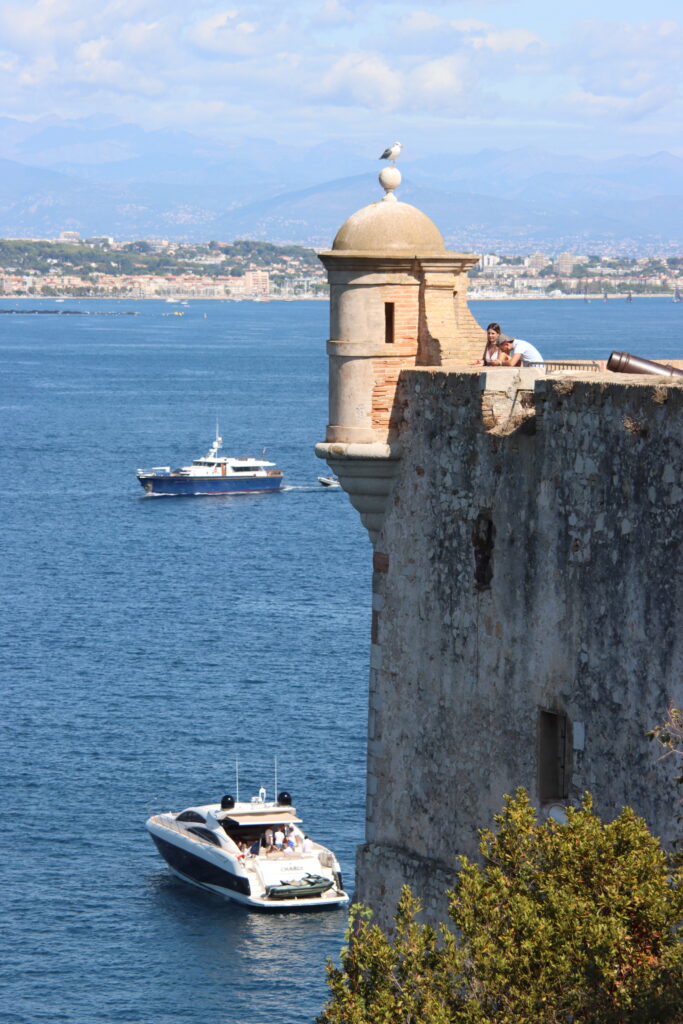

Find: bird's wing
379;147;391;159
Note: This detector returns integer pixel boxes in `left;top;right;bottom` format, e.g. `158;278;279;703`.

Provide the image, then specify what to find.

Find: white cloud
470;28;542;53
0;50;18;73
319;52;403;111
312;0;356;25
409;55;467;105
555;17;683;130
0;1;679;156
17;55;59;86
397;10;445;34
76;37;109;63
189;11;260;57
118;20;165;52
72;36;163;93
449;19;491;33
565;85;678;122
0;0;86;49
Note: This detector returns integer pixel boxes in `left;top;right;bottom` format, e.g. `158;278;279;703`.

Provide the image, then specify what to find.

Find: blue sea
2;296;680;1024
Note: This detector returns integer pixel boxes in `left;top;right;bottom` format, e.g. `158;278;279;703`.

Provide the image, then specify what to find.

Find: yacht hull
166;865;346;911
147;822;348;911
138;475;282;496
150;833;251;895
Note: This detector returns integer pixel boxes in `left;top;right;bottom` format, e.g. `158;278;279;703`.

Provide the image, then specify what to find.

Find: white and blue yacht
137;431;283;496
146;789;349;911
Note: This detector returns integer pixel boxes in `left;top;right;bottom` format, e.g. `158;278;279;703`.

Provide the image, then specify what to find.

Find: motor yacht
146;788;349;911
137;430;283;496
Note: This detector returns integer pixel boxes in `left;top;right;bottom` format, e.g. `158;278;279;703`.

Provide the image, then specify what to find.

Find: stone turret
315;168;483;542
315;160;683;935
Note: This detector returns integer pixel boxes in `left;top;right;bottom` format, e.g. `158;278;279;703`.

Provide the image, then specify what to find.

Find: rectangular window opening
473;511;495;590
538;709;570;803
384;302;395;344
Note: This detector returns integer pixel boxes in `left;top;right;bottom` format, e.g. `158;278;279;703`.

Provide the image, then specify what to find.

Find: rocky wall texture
357;370;683;929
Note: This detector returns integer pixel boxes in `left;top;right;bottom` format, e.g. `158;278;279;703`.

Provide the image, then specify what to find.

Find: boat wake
282;484;339;493
139;483;337;497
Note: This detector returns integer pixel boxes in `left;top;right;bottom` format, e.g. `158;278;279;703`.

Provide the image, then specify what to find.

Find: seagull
379;142;402;164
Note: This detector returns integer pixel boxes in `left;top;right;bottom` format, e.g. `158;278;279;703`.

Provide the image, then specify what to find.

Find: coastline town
1;233;682;301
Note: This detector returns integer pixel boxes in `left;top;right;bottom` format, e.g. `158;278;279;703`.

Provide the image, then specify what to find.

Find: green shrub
649;707;683;854
319;791;683;1024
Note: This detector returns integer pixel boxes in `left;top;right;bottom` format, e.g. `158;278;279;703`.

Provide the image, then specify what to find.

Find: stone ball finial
379;166;401;202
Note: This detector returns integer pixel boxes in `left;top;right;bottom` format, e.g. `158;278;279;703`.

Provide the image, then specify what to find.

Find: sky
0;0;682;157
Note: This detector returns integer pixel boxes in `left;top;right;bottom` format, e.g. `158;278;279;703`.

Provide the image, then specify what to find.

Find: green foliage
318;791;683;1024
649;707;683;850
649;708;683;776
319;893;459;1024
0;237;320;278
230;238;319;265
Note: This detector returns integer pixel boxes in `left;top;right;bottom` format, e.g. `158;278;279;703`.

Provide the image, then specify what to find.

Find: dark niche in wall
384;301;395;344
472;510;495;590
538;709;571;803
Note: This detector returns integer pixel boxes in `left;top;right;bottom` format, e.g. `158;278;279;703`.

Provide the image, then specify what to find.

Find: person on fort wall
474;322;506;365
496;334;544;367
473;323;544;367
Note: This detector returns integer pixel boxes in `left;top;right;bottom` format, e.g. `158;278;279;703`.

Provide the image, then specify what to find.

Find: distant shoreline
0;292;676;303
0;294;328;303
470;293;672;302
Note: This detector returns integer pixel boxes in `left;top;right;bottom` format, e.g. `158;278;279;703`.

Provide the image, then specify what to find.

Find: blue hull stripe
138;476;282;495
150;834;251;895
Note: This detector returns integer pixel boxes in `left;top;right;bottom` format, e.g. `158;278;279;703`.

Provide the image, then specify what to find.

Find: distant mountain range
1;116;682;253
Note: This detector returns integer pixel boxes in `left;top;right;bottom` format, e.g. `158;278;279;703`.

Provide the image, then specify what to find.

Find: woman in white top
477;322;504;365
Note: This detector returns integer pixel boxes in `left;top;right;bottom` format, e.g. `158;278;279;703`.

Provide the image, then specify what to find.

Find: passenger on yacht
284;827;296;850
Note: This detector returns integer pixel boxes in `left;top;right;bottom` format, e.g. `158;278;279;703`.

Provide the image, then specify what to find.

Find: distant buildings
234;270;270;295
554;252;576;275
525;252;551;272
469;251;682;299
0;236;680;300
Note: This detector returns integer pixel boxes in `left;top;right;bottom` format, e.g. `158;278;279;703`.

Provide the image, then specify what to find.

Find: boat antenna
274;756;278;800
235;757;240;803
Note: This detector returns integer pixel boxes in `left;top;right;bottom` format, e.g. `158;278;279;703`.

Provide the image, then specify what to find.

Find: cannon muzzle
607;351;683;379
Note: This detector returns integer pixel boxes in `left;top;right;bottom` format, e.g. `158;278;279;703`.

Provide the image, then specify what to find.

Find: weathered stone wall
358;369;683;928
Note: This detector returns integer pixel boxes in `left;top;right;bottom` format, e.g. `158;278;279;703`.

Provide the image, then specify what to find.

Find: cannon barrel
607;351;683;379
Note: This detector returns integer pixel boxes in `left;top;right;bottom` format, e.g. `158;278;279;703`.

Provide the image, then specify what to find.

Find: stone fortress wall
316;168;683;929
357;368;683;926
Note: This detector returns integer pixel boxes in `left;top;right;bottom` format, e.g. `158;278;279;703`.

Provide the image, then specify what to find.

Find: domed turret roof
332;198;445;253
